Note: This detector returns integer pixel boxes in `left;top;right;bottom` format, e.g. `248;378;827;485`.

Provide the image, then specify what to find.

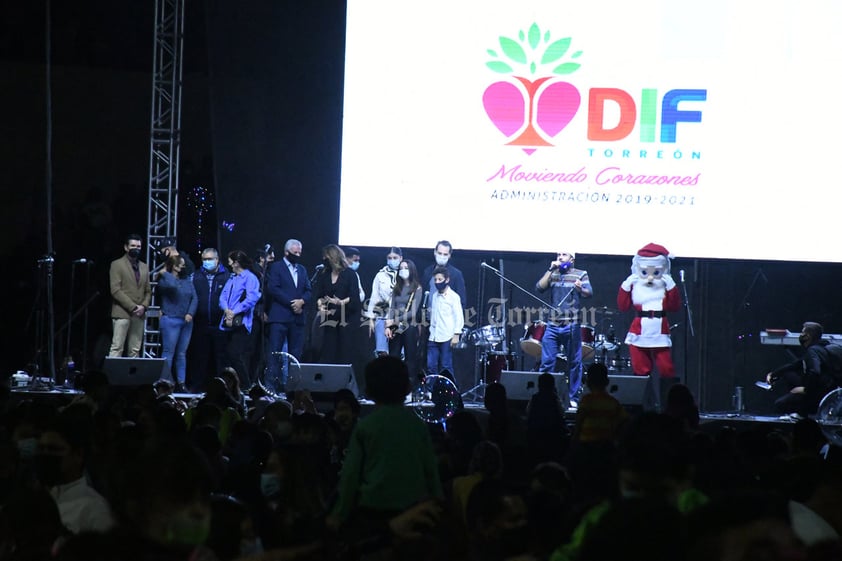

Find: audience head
586;363;609;390
364;356;410;405
483;382;507;413
35;405;94;487
537;372;557;394
332;389;361;432
110;441;214;548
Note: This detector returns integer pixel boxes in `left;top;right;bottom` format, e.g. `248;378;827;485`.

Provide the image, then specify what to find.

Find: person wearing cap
365;247;403;357
760;322;840;417
536;251;593;408
617;243;681;410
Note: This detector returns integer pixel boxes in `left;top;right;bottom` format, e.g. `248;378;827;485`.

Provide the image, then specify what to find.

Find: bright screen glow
339;0;842;262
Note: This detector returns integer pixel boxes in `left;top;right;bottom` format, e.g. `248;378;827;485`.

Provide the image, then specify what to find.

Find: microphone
480;262;488;268
74;258;94;265
679;269;685;283
315;264;325;271
422;290;430;308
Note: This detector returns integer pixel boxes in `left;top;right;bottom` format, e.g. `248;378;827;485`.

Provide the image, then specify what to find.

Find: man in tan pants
109;234;152;357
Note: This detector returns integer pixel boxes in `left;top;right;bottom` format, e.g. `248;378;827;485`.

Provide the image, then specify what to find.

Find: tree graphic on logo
483;23;583;154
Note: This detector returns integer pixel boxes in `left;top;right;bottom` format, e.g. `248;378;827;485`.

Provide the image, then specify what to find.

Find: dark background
2;0;841;412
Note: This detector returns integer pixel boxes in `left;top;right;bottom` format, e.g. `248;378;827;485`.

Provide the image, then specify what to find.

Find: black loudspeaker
599;374;650;406
287;363;360;398
103;357;166;386
499;371;569;406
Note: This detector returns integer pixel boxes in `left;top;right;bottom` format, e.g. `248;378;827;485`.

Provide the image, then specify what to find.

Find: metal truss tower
144;0;185;357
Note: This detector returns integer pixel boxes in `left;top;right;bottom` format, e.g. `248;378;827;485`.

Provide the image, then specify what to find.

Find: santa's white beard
631;279;666;310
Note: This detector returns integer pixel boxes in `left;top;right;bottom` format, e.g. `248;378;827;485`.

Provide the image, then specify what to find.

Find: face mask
348;261;360;272
435;255;449;266
240;537;264;557
798;333;810;346
399;269;410;280
260;473;282;498
286;253;299;264
16;437;38;460
128;248;141;259
163;511;211;547
33;454;64;487
323;258;332;269
387;258;401;270
202;260;217;271
435;281;448;292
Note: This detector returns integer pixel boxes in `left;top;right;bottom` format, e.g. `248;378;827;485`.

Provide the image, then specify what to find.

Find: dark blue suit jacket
265;259;312;325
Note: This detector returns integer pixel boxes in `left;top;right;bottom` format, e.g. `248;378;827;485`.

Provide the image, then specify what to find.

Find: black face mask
322;258;331;269
128;248;142;260
34;454;64;487
286;253;299;264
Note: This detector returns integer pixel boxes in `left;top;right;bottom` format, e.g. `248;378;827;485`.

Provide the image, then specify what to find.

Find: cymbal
594;306;618;316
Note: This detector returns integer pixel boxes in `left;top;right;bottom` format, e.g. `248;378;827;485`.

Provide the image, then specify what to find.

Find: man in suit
109;233;152;357
265;238;311;390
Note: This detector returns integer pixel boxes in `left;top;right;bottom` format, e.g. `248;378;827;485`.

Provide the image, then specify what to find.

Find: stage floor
6;385;810;429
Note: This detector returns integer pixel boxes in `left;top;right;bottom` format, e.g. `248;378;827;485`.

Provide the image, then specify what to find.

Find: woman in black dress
313;244;360;364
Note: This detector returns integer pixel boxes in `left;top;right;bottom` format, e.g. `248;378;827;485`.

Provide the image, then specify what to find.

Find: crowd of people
2;356;841;560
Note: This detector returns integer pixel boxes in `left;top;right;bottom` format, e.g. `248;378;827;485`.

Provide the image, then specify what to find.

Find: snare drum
581;325;595;362
483;352;514;384
519;321;546;358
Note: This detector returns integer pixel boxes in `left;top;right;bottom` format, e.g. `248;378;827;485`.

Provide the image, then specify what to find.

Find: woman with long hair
385;258;423;385
313;244;360;364
157;253;198;391
219;249;262;388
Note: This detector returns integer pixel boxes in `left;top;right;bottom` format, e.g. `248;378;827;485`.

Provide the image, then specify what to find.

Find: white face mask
435;255;449;266
398;269;410;280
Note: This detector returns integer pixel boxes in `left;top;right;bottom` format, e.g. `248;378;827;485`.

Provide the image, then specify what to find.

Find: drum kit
464;306;632;385
518;308;632;371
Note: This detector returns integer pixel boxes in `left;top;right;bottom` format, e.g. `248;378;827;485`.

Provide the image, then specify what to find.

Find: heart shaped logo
483;78;581;154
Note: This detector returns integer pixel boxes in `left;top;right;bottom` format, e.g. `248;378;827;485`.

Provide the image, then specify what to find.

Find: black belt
549;319;578;327
636;310;665;318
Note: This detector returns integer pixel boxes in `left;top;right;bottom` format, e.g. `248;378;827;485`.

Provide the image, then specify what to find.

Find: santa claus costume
617;243;681;378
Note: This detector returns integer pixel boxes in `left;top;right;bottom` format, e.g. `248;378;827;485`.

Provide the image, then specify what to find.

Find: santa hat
632;243;672;274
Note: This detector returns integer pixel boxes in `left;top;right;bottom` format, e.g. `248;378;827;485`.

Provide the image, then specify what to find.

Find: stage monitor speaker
595;374;650;406
499;371;569;406
288;363;360;398
103;357;166;386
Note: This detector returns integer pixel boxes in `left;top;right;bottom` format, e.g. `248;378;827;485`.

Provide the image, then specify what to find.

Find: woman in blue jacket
158;253;198;390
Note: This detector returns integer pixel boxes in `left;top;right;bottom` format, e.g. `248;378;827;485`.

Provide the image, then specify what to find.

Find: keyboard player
758;322;838;417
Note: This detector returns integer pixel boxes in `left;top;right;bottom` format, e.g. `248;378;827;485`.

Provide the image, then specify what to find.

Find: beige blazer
109;255;152;319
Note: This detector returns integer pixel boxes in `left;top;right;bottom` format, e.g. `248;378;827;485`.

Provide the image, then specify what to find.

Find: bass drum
483;352;515;384
519;321;546;359
581;325;595;362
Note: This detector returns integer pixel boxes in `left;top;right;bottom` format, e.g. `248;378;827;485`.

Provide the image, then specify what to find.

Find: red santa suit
617;243;681;377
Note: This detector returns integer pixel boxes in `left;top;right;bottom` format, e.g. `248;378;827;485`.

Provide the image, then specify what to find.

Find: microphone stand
462;261;487;402
679;270;695;390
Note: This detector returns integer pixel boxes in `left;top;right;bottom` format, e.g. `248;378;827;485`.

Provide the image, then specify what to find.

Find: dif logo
482;23;706;154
